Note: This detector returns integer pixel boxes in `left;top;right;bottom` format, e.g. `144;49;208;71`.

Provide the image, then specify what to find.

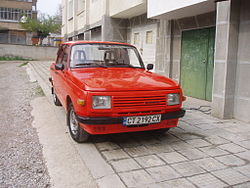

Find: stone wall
0;44;58;61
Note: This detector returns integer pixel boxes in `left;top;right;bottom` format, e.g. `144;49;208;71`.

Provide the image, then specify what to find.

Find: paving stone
97;174;126;188
215;155;246;166
234;164;250;178
119;169;155;187
236;151;250;161
212;169;249;185
236;140;250;149
145;144;174;154
218;143;247;153
199;146;230;157
178;148;208;160
136;136;162;145
186;139;212;148
118;139;143;148
135;155;165;168
110;158;141;173
233;182;250;188
204;136;231;145
124;146;153;157
95;142;121;151
194;123;218;130
102;149;129;161
146;166;181;182
188;173;227;188
194;158;226;171
158;152;187;164
171;161;206;177
173;132;203;141
168;141;194;151
160;178;196;188
158;133;181;143
219;132;248;142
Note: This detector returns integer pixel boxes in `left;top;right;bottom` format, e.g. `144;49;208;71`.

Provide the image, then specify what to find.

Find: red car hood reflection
70;68;179;91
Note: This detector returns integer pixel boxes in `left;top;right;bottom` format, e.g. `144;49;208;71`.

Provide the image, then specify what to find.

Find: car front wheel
67;104;90;143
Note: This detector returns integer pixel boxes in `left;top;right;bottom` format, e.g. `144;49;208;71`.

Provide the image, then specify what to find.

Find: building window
68;0;73;20
0;7;32;22
134;33;140;45
146;31;153;44
78;0;85;13
16;0;33;2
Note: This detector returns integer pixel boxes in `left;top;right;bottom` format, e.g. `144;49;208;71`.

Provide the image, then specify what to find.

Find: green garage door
180;28;215;101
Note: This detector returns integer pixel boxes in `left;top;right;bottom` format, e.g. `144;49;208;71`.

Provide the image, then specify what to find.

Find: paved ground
0;61;50;188
30;61;250;188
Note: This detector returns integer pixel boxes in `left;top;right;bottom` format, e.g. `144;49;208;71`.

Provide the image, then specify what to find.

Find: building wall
0;0;32;10
89;0;105;26
0;43;58;60
148;0;214;20
234;0;250;123
109;0;146;18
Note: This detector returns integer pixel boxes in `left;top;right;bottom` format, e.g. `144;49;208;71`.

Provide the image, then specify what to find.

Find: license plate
123;114;161;126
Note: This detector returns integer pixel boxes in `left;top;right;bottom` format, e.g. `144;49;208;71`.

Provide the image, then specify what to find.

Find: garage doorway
180;27;215;101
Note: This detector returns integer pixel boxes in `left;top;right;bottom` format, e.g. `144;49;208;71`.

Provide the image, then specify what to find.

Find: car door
57;45;70;107
52;46;64;100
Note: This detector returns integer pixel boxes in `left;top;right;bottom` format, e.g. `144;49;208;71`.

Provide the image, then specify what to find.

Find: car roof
62;41;135;47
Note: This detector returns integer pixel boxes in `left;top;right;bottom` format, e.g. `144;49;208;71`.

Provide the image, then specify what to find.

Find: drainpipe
169;20;174;79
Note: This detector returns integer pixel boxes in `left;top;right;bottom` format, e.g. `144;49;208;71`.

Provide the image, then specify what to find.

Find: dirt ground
0;61;50;188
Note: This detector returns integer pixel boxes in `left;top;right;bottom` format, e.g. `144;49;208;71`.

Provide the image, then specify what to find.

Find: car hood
70;68;179;91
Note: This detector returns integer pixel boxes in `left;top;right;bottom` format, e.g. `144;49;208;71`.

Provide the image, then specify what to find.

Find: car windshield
70;44;144;68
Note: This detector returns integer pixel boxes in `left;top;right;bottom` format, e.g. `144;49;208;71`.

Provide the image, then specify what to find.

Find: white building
62;0;250;123
62;0;158;69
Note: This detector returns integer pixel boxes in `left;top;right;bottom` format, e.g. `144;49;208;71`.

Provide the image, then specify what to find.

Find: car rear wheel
52;87;62;106
67;103;90;143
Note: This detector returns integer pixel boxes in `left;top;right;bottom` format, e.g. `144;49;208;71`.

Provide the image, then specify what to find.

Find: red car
50;41;185;143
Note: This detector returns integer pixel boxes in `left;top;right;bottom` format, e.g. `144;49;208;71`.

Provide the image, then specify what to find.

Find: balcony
148;0;215;19
109;0;147;19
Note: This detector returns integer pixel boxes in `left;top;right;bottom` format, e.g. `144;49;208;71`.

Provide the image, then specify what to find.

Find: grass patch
19;61;30;67
0;56;32;61
33;86;45;97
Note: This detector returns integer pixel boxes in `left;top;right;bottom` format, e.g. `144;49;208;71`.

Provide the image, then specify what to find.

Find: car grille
113;95;166;109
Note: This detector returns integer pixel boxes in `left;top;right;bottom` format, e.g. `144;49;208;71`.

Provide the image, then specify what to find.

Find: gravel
0;61;50;188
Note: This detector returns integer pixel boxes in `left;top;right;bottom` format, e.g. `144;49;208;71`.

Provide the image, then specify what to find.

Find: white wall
0;44;58;60
89;0;106;26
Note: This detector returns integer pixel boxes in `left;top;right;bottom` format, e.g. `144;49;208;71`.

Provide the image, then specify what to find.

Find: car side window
62;49;68;67
56;47;64;65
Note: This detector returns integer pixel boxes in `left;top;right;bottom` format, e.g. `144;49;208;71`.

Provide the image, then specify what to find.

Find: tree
21;14;61;45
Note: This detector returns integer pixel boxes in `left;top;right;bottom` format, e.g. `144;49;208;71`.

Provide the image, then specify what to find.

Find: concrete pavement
29;61;250;188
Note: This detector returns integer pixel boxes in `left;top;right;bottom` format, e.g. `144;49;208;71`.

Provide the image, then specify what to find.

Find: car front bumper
75;109;185;135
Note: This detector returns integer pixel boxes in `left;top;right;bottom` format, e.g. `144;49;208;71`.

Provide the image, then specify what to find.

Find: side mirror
55;64;64;70
147;64;154;71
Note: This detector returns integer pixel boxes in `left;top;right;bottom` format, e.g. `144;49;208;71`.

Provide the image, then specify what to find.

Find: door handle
202;60;206;64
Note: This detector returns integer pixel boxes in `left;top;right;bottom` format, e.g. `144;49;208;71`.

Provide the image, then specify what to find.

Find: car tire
52;88;62;106
67;103;90;143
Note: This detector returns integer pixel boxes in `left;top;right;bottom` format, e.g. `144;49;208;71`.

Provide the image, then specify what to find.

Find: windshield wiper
75;63;108;68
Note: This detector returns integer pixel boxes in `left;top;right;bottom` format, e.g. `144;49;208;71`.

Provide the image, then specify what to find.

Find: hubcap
69;109;79;135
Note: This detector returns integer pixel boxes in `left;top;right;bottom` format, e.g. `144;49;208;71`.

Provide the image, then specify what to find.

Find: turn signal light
77;99;85;106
